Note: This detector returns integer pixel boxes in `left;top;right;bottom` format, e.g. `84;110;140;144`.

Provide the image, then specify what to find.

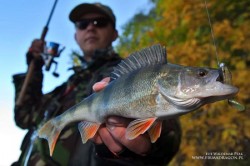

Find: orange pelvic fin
78;121;100;143
126;117;156;140
148;120;162;143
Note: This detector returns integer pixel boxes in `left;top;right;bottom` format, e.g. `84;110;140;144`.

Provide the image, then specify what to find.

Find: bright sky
0;0;153;165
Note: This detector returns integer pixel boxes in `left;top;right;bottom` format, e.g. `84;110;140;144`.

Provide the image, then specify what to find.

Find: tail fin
38;119;62;156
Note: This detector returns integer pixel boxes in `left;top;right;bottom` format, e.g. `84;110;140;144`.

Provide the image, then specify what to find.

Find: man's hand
91;77;152;156
26;39;45;68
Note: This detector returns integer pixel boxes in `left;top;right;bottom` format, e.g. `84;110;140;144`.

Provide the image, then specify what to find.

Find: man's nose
85;22;96;30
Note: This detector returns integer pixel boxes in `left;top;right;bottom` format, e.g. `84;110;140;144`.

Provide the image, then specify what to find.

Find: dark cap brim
69;3;115;25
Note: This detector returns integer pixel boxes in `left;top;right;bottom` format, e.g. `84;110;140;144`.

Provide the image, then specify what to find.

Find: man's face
75;13;118;58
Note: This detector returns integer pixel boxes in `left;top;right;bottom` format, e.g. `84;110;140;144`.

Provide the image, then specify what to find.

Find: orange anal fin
126;117;156;140
78;121;100;144
148;121;162;143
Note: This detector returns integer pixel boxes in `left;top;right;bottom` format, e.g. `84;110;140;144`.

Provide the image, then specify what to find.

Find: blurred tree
116;0;250;165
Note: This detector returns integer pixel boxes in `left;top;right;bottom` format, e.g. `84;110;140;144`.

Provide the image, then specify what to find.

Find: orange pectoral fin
78;121;100;144
126;117;156;140
148;121;162;143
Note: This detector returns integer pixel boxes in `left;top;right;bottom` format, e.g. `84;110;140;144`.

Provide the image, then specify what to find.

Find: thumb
93;77;110;92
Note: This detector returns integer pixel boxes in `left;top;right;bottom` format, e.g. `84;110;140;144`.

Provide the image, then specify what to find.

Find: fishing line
203;0;220;66
202;0;245;111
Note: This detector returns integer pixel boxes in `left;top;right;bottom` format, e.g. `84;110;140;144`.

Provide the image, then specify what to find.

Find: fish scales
101;66;165;118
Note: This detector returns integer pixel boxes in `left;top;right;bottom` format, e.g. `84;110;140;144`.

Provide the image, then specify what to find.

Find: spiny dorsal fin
111;44;167;79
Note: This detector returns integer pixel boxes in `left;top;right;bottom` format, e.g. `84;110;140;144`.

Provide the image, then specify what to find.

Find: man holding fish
13;2;181;166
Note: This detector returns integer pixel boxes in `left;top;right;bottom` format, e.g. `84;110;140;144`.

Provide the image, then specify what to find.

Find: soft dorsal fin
111;44;167;79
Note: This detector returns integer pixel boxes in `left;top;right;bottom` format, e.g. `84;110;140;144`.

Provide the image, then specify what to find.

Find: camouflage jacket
12;49;181;166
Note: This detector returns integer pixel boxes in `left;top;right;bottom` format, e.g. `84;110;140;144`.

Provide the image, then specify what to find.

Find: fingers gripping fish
38;44;239;156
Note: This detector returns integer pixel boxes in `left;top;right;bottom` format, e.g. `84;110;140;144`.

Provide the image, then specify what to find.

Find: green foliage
117;7;158;57
116;0;250;165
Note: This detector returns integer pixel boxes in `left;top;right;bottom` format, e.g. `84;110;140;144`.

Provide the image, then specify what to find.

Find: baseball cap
69;3;116;28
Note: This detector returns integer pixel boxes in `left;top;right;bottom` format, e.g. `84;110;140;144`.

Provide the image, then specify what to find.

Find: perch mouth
199;71;238;98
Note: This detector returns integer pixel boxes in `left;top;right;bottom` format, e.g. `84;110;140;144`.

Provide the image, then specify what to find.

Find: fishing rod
16;1;59;165
41;0;58;40
203;0;245;111
41;0;65;76
16;0;59;107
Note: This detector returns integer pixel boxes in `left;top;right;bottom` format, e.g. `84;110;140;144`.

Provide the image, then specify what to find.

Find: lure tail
38;119;62;156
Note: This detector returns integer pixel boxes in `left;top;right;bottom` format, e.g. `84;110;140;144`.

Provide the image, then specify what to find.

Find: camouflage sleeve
12;67;43;129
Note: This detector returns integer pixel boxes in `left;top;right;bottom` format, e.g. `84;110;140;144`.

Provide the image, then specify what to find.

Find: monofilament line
204;0;220;66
